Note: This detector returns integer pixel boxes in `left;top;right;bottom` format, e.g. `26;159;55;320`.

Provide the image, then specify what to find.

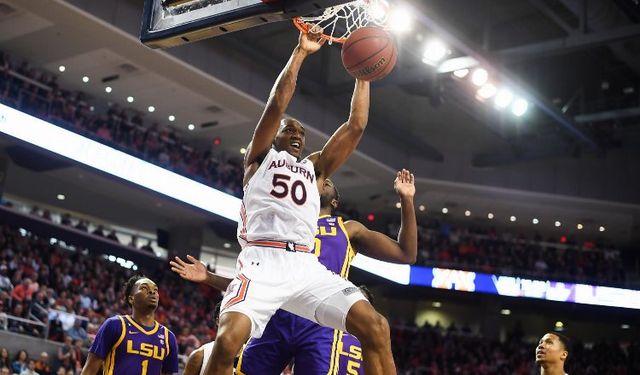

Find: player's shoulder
102;315;125;327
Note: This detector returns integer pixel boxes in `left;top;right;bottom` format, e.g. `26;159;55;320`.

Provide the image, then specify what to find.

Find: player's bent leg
345;300;395;375
204;312;251;375
184;347;205;375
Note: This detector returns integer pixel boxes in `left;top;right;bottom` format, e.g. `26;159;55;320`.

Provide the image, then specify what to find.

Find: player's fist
298;28;325;55
394;169;415;199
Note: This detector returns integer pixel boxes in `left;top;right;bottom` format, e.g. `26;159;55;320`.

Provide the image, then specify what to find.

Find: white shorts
220;245;365;338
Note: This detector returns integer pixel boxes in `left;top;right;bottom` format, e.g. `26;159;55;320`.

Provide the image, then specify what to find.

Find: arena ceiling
1;0;640;244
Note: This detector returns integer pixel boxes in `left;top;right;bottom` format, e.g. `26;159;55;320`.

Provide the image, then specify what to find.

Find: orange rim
293;17;347;44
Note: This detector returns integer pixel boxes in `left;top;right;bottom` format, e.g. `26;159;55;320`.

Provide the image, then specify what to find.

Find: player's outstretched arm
80;353;104;375
311;79;370;180
346;169;417;264
170;255;232;291
244;30;325;172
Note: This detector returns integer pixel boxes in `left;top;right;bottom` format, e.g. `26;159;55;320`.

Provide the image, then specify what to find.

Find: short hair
548;332;571;353
123;275;147;307
358;285;374;306
214;301;222;320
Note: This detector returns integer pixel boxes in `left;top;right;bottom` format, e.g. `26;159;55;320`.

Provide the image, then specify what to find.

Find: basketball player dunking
201;29;394;374
172;170;417;374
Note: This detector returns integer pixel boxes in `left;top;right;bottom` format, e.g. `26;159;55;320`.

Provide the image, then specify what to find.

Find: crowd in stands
392;321;640;375
0;223;221;374
0;50;243;197
386;218;632;287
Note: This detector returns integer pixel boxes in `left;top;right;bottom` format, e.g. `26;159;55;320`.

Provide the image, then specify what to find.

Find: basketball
341;27;397;81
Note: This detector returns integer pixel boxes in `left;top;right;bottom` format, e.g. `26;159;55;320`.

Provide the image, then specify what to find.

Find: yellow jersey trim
163;326;170;358
124;315;160;335
105;316;127;375
337;217;354;278
235;344;246;375
325;329;341;375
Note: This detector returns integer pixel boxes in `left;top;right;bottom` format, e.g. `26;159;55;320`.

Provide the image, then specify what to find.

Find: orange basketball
341;27;397;82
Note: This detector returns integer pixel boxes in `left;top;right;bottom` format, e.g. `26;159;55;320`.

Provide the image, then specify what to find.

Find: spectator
20;359;39;375
91;225;104;237
140;240;154;253
106;230;119;243
71;340;83;374
56;336;73;371
34;352;51;375
0;348;9;369
66;319;88;343
11;278;33;302
11;350;28;374
0;367;9;375
0;265;12;292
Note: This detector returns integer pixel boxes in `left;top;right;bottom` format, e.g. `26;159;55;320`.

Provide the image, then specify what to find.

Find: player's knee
348;307;390;347
213;332;244;361
365;313;390;344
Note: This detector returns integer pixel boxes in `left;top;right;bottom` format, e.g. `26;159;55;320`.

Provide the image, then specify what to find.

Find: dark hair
358;285;374;306
123;275;147;307
14;350;27;362
548;332;571;353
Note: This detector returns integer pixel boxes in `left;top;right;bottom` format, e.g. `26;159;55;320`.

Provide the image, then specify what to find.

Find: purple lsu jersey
89;315;179;375
236;215;363;375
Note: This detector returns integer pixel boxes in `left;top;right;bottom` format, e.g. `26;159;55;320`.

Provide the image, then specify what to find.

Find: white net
294;0;389;44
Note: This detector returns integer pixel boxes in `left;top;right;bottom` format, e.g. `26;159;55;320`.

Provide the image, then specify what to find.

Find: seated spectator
0;348;9;370
74;221;88;232
11;278;33;302
60;214;72;226
0;367;9;375
66;319;88;343
91;225;104;237
20;359;39;375
11;350;28;374
0;265;12;292
34;352;51;375
140;240;154;253
106;230;119;243
56;336;73;371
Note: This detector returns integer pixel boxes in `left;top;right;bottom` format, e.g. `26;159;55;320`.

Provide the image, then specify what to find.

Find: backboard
141;0;350;49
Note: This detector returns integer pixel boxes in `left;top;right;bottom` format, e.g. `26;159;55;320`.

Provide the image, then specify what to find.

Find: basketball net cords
297;0;387;44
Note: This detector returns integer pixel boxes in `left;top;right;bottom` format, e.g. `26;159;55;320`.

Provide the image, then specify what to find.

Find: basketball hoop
293;0;389;44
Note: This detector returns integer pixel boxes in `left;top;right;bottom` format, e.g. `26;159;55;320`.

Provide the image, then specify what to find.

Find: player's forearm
346;80;370;131
268;47;307;112
204;271;232;291
397;195;417;264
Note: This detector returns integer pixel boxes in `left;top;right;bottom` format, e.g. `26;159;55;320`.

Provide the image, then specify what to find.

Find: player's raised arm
346;169;417;264
170;255;232;291
311;79;370;180
244;30;325;172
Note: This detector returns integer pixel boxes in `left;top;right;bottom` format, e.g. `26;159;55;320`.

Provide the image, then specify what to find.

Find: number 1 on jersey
141;359;148;375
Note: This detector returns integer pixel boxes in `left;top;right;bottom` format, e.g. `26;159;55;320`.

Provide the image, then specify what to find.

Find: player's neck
540;363;565;375
131;309;155;327
319;207;332;216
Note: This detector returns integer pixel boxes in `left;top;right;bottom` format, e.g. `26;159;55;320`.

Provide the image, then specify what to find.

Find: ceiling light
223;243;231;249
418;205;425;212
532;218;539;224
368;1;387;21
494;89;514;109
148;106;155;113
554;321;564;331
82;76;89;83
510;215;516;222
599;226;605;232
105;86;112;93
127;96;134;103
487;213;494;219
511;98;529;117
477;83;497;99
240;147;247;154
464;210;471;217
56;194;65;200
395;202;402;209
58;65;66;72
168;115;176;122
187;124;195;131
577;223;583;230
89;106;95;112
441;207;448;214
453;69;469;78
555;221;561;227
387;7;412;33
432;301;441;308
422;39;448;65
500;309;511;315
471;68;488;86
621;324;630;329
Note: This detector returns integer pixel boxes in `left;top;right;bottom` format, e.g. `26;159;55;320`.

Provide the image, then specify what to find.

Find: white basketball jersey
199;341;215;375
238;148;320;249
